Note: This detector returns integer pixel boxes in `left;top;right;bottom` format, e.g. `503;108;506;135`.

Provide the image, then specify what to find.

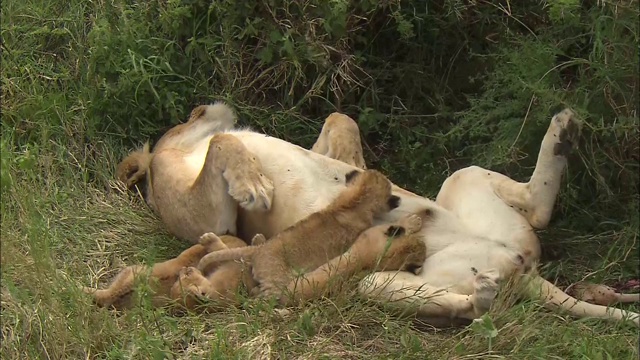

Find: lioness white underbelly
230;131;356;237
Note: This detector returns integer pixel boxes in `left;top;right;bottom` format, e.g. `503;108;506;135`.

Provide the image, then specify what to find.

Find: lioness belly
232;131;355;239
437;166;540;258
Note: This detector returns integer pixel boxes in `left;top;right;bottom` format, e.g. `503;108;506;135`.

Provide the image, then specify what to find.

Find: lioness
196;169;402;298
116;102;639;326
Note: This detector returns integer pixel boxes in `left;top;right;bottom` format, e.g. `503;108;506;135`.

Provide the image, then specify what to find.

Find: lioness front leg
492;108;580;229
311;113;367;169
204;133;275;211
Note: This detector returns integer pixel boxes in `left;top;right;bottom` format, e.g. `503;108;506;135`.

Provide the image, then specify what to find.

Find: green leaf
470;314;498;340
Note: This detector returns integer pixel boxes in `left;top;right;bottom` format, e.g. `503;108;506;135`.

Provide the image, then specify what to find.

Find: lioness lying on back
83;233;264;310
196;169;407;299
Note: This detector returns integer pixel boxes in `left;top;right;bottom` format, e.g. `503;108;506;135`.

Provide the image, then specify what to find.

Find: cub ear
345;170;361;184
384;225;406;237
387;195;401;209
116;142;152;189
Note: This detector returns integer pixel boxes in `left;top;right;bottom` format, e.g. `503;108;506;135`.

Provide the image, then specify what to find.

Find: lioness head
116;142;153;199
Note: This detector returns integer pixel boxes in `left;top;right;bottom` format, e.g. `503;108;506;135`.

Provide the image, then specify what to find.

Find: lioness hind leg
200;133;275;212
312;113;367;169
566;282;640;306
358;270;499;321
492;108;581;229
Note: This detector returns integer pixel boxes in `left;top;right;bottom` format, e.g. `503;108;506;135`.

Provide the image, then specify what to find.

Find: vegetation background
2;0;638;358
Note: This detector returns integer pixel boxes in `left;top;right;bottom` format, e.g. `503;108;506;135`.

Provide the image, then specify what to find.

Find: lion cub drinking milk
279;213;428;305
196;169;423;301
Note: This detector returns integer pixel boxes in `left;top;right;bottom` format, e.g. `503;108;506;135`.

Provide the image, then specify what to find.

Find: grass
2;0;638;358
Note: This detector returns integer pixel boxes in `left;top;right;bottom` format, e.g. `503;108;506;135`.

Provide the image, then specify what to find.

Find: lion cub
169;232;267;310
83;233;260;310
280;213;428;305
197;169;401;298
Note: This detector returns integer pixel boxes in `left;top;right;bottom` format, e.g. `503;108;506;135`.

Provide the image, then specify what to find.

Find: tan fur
280;213;427;305
311;112;367;169
115;104;640;327
116;102;272;242
168;233;264;311
83;234;248;310
196;170;400;298
115;142;152;189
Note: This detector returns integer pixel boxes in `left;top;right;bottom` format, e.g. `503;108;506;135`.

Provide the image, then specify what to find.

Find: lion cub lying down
83;233;263;310
196;169;424;302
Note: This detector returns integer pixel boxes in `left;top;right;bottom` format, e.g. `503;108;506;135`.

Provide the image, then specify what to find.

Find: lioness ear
345;170;361;184
387;195;401;209
116;142;153;189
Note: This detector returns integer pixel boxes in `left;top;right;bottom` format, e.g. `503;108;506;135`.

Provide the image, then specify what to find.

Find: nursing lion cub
279;213;428;305
196;169;404;299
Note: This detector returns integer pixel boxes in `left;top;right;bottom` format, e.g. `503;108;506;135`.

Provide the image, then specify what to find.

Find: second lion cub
197;169;401;298
83;233;263;310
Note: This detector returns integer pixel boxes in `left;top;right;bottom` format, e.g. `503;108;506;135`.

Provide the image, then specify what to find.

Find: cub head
345;169;400;213
377;234;427;274
170;267;213;310
116;142;153;197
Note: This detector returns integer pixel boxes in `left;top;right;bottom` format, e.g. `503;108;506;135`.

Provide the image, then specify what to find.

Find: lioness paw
81;286;96;295
551;108;581;156
229;171;274;212
472;268;500;316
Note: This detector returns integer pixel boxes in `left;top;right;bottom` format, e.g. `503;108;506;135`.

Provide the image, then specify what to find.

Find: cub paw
251;233;267;246
199;233;227;252
402;214;423;234
552;108;581;156
81;286;96;295
228;169;274;212
179;266;199;279
472;268;500;316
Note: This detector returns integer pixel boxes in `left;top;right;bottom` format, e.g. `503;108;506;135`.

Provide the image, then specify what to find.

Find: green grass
2;0;638;358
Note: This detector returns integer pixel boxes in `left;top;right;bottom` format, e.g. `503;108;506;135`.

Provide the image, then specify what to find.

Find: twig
509;94;536;150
